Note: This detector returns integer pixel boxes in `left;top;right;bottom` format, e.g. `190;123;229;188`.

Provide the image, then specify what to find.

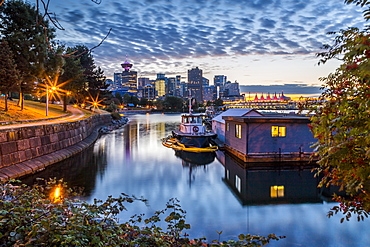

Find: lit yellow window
226;123;230;131
235;175;241;192
235;124;242;138
271;126;286;137
270;185;284;198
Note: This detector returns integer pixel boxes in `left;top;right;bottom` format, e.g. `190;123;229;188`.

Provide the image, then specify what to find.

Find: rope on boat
162;136;218;153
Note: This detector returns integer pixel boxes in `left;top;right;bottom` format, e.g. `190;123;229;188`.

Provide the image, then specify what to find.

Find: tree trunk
18;92;24;110
4;93;8;111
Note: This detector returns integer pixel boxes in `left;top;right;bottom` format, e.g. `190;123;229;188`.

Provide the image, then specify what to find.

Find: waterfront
23;114;370;246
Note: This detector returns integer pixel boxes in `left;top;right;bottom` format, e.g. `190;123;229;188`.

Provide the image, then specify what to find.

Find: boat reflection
217;152;337;206
175;150;216;165
174;150;216;186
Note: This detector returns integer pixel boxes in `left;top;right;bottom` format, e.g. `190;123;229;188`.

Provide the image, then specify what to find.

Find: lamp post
46;85;49;116
46;86;57;116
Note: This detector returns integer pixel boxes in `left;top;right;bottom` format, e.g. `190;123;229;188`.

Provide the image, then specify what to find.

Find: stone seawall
0;114;112;181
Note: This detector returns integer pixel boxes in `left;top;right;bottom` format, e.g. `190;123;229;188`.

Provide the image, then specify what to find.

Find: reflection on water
221;153;324;205
22;114;370;246
176;150;216;165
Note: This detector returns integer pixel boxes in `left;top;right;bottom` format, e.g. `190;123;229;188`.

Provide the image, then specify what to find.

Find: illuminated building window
270;185;284;198
235;175;241;192
235;124;242;138
226;123;230;131
226;169;229;180
271;126;286;137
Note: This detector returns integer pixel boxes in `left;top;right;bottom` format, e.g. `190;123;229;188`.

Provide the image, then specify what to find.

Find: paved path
0;106;86;130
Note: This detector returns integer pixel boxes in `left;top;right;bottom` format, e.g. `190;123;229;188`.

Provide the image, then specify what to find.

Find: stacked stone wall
0;114;111;180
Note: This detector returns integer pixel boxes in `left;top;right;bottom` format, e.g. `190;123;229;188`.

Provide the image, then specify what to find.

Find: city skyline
47;0;366;93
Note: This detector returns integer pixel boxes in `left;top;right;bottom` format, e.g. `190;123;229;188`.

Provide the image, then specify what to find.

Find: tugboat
170;97;217;148
171;112;217;148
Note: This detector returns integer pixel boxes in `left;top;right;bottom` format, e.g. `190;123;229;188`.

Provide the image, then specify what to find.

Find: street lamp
45;86;57;116
46;84;49;116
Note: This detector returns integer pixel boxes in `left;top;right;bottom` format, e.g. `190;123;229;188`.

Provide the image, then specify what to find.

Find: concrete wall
0;114;111;180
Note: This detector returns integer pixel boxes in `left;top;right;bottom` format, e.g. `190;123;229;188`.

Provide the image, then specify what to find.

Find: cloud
50;0;366;83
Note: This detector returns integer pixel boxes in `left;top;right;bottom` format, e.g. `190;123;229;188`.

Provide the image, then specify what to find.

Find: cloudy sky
47;0;366;92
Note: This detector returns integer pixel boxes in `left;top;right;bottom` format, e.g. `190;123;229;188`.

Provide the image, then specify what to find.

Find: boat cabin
179;114;206;134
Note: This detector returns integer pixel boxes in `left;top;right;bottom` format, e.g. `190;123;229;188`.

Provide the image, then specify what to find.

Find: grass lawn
0;99;69;122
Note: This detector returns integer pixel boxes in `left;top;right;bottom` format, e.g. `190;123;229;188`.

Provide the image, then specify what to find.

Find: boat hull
172;130;217;148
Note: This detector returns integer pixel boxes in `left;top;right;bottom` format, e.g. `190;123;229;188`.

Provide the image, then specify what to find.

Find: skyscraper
214;75;227;87
187;67;203;103
155;73;166;97
121;59;138;95
138;77;150;89
214;75;227;99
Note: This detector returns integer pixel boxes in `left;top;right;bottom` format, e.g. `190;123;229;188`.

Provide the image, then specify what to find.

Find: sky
46;0;367;94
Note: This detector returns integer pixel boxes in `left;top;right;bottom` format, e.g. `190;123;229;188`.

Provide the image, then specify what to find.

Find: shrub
111;112;122;120
0;179;284;246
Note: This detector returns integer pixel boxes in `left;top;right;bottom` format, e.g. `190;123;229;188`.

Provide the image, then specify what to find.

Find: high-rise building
203;85;216;102
114;73;123;86
202;77;209;87
141;84;155;100
138;77;150;89
214;75;227;99
167;77;176;96
187;67;203;103
155;73;166;97
214;75;227;87
121;60;138;95
224;81;240;96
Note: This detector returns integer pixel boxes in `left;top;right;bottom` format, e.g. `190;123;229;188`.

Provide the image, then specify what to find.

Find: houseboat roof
212;109;262;124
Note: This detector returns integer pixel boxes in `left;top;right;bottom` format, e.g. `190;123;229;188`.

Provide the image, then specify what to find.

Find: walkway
0;106;86;130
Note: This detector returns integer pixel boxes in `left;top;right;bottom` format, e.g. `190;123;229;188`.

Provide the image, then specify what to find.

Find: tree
0;0;56;110
345;0;370;20
58;47;86;111
123;93;131;105
114;92;123;104
163;96;184;111
214;98;224;107
72;45;107;98
311;2;370;220
0;40;19;111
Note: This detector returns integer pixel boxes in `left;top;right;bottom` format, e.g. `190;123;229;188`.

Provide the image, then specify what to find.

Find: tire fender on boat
193;126;199;133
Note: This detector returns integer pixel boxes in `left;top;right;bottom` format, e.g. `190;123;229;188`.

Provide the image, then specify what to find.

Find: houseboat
222;113;319;163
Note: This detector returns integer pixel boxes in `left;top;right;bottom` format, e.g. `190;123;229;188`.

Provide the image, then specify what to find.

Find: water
23;114;370;246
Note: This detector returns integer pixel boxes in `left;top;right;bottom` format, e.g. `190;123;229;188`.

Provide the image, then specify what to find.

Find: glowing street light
50;185;63;203
40;71;73;116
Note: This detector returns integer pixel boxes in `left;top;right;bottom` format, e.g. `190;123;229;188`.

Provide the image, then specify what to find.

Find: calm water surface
23;114;370;246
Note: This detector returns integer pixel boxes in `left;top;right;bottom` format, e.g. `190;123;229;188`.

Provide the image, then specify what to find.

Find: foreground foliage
0;179;284;246
309;0;370;222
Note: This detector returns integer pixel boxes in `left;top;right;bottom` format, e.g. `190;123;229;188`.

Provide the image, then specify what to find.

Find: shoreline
0;113;121;181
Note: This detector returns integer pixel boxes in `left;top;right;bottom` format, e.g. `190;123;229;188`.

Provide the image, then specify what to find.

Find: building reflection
217;152;335;206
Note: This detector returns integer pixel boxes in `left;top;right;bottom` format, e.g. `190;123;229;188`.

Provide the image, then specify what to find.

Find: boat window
235;175;241;193
235;124;242;138
270;185;284;198
271;126;286;137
